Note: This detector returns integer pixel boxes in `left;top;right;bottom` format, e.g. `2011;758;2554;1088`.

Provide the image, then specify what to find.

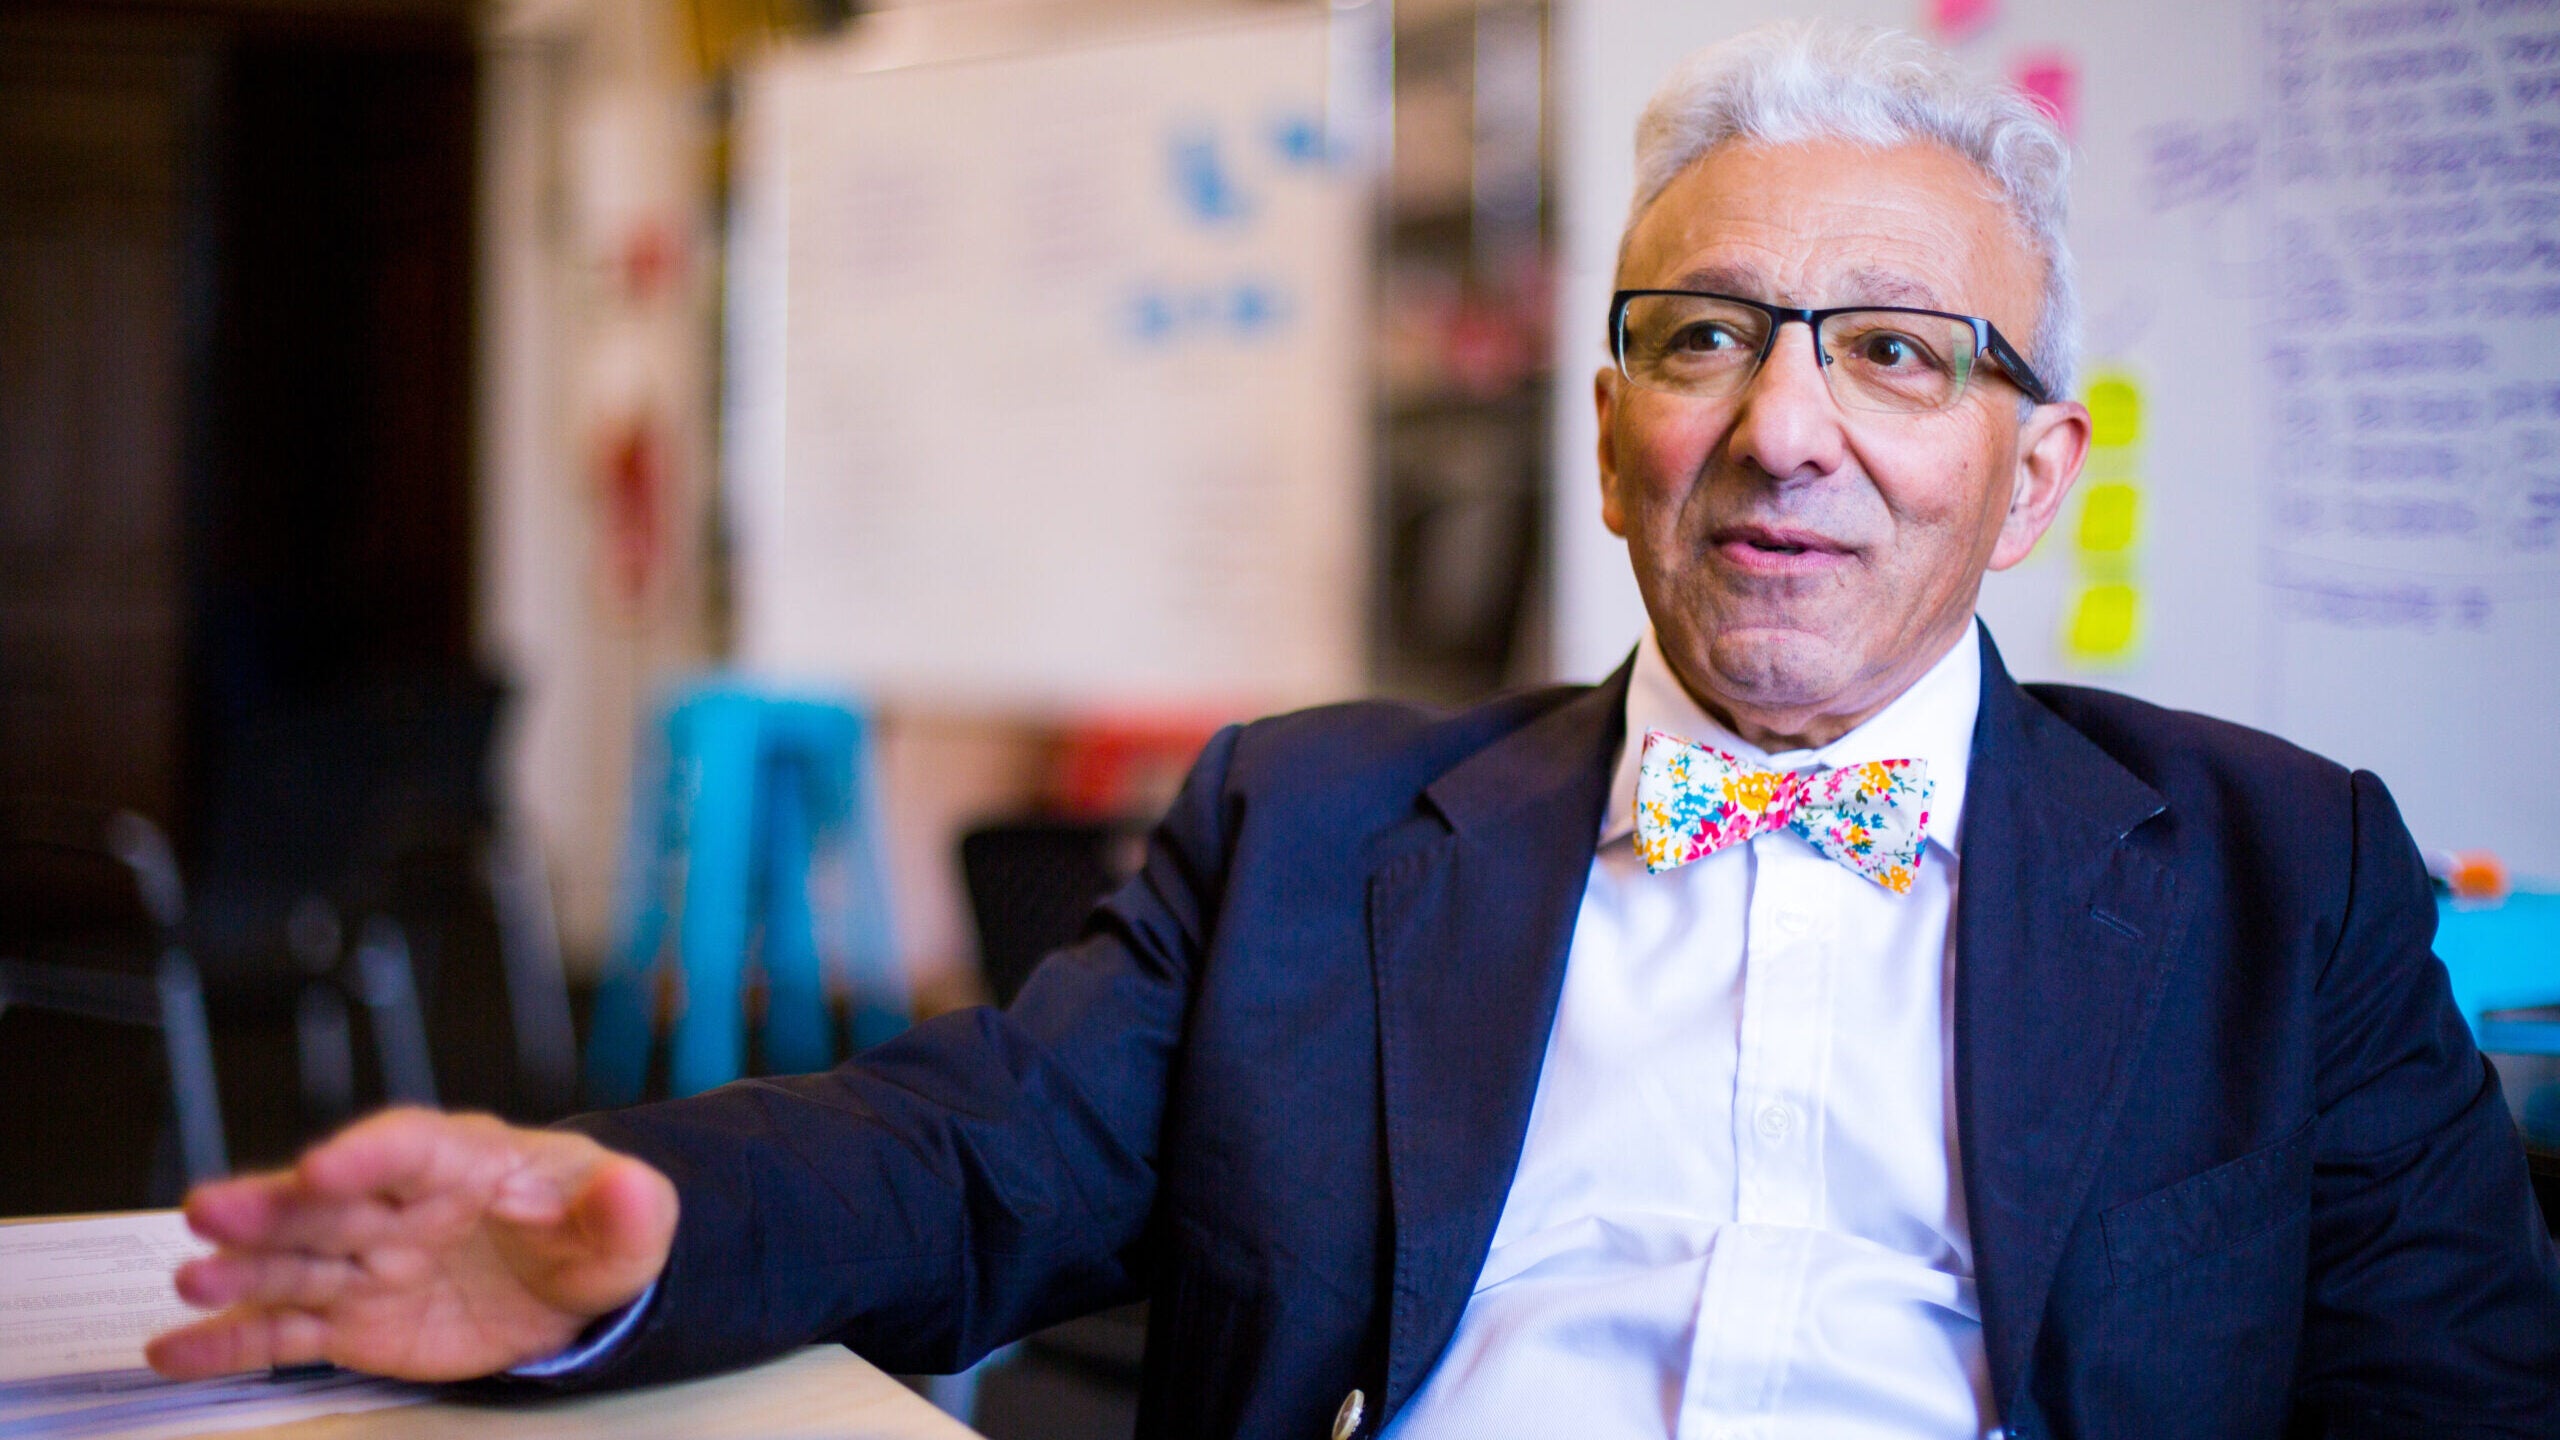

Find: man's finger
294;1108;492;1204
183;1109;518;1256
173;1250;362;1313
184;1173;407;1257
180;1172;299;1246
144;1306;331;1380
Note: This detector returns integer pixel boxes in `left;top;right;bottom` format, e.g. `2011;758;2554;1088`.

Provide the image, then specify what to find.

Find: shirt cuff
505;1280;658;1378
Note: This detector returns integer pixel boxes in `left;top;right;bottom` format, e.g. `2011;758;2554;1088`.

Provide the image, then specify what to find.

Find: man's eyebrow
1831;269;1946;310
1651;266;1950;311
1663;264;1766;295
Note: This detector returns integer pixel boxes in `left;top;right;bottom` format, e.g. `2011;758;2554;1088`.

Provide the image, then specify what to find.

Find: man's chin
1661;627;1863;730
1701;628;1849;695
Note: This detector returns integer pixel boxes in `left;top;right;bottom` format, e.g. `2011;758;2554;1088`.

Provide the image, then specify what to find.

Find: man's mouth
1711;524;1853;570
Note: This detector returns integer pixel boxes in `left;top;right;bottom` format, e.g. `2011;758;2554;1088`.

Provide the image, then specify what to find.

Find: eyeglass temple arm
1981;322;2054;405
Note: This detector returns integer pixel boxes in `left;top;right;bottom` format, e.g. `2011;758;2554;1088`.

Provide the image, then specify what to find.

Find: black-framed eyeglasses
1609;289;2055;414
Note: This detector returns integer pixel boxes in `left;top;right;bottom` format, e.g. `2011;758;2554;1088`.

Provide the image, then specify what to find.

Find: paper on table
0;1213;209;1384
0;1212;430;1437
0;1366;433;1440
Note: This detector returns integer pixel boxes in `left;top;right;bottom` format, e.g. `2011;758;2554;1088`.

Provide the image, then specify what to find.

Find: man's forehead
1655;260;1952;312
1617;138;2033;321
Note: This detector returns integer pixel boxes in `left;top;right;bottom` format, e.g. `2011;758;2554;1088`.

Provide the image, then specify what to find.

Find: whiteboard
1553;0;2560;878
728;3;1376;712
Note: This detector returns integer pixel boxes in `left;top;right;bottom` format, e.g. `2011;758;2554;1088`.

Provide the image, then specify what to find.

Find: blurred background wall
4;0;480;847
0;0;1563;1192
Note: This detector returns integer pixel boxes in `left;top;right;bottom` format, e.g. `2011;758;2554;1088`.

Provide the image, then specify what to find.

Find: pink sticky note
1929;0;1999;43
2011;50;2080;139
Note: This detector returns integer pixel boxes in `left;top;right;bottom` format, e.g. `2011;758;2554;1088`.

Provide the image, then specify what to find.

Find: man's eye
1849;331;1937;370
1668;322;1743;353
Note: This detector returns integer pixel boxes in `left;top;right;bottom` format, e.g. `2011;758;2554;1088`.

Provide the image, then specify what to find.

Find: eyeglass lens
1616;294;1983;414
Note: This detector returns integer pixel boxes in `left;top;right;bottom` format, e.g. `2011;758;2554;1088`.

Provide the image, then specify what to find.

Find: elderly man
150;22;2559;1440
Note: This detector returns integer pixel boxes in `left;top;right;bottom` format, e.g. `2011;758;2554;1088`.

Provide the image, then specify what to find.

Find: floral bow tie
1633;730;1934;894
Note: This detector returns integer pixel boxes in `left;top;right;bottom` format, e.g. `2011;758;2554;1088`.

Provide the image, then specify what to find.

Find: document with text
0;1211;428;1438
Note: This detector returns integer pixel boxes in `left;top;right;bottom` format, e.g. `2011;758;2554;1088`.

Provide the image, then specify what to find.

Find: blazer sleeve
2292;770;2560;1436
542;724;1249;1387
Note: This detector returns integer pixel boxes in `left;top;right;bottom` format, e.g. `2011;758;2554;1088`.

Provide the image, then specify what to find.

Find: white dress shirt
1384;626;1993;1440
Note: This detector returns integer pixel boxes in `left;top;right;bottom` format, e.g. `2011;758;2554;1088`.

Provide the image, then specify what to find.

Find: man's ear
1988;398;2089;570
1595;367;1629;538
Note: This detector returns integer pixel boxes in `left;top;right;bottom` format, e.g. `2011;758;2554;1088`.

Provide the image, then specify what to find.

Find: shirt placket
1679;836;1839;1439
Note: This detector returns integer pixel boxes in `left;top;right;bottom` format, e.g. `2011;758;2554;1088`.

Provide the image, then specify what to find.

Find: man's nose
1725;321;1848;484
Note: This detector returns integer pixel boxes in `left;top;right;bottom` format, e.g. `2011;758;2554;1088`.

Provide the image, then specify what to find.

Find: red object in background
2448;851;2513;903
1048;717;1229;819
1927;0;1999;44
616;217;684;307
1442;297;1534;399
596;413;669;609
2010;50;2081;140
1443;254;1556;400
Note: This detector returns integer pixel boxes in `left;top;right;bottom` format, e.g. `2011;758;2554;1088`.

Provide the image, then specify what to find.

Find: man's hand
145;1108;679;1383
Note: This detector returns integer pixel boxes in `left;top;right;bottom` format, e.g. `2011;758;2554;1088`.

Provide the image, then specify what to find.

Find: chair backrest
958;820;1146;1009
2527;1143;2560;1240
189;667;504;984
0;800;225;1211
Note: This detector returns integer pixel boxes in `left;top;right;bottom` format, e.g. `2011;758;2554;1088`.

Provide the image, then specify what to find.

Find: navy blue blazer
566;631;2560;1438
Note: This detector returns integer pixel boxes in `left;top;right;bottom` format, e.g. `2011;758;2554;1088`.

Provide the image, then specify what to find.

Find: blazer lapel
1369;661;1629;1421
1956;627;2189;1414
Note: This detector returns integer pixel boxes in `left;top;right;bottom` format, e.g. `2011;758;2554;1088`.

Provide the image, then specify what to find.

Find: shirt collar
1599;624;1981;856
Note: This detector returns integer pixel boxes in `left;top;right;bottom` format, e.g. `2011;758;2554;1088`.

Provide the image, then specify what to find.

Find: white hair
1622;21;2079;403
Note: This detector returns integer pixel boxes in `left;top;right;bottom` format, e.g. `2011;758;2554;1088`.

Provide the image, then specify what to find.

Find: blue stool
2436;890;2560;1145
586;682;905;1103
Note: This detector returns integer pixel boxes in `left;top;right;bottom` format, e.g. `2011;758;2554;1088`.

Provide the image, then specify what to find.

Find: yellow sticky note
2078;481;2141;553
2085;375;2141;449
2081;445;2139;482
2065;583;2140;661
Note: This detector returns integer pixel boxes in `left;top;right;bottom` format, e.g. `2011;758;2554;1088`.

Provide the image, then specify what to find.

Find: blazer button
1331;1388;1365;1440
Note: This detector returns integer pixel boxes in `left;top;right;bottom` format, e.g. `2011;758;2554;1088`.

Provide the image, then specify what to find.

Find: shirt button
1755;1103;1796;1139
1774;908;1811;936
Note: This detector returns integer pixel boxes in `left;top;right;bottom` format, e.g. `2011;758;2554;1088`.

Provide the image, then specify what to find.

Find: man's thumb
564;1156;679;1270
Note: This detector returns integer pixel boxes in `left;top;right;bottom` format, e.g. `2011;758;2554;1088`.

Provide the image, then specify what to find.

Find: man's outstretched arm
151;721;1247;1387
539;723;1247;1384
145;1109;678;1382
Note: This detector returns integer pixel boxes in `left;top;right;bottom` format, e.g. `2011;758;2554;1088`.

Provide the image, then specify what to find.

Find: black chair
2529;1143;2560;1242
0;801;227;1212
189;686;444;1130
958;819;1147;1008
187;666;575;1138
955;817;1151;1437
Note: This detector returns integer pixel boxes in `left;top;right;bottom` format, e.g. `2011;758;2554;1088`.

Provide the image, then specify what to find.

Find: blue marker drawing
1169;126;1253;225
1228;279;1290;335
1268;111;1342;170
1123;286;1179;344
1119;278;1293;346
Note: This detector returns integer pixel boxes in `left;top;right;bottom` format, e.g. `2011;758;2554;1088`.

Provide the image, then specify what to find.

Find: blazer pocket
2101;1122;2313;1290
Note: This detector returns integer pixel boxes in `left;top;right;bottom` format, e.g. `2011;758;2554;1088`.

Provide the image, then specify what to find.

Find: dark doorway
1;2;483;1208
1;0;479;840
0;22;201;828
194;25;479;738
